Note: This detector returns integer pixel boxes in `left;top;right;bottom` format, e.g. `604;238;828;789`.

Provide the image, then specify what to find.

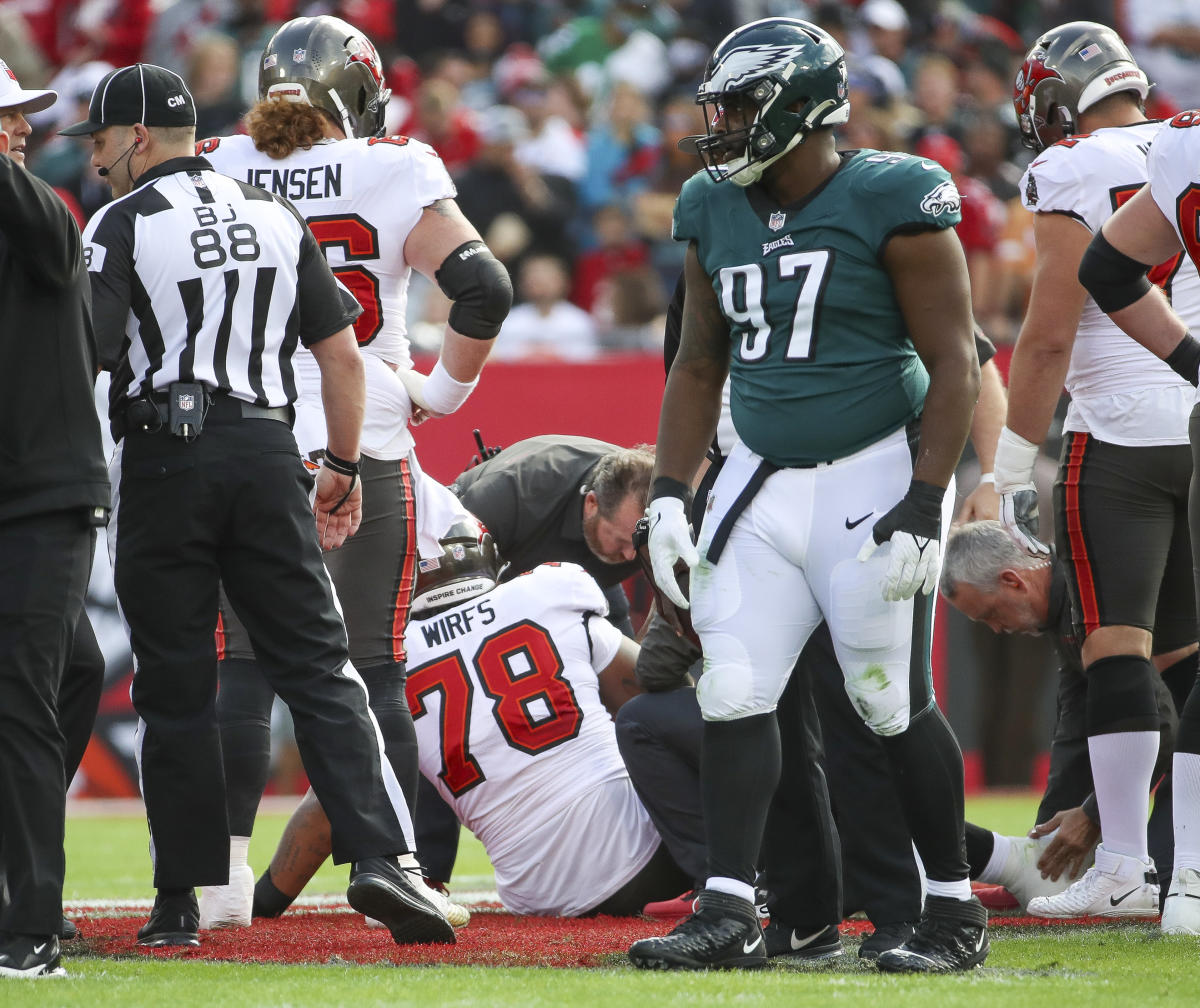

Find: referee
65;64;453;948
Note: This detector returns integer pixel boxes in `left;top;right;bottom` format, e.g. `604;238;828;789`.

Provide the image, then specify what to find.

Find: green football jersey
672;149;963;467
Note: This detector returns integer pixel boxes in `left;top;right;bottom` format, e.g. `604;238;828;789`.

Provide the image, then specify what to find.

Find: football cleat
346;856;455;945
137;889;201;947
1160;867;1200;935
59;916;79;942
629;889;767;971
199;864;255;930
0;934;66;978
875;895;989;973
858;920;915;962
1026;844;1158;919
642;890;700;919
997;833;1089;910
365;877;470;929
764;922;842;961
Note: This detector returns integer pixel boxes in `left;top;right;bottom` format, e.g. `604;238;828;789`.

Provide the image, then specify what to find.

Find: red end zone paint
67;907;1119;968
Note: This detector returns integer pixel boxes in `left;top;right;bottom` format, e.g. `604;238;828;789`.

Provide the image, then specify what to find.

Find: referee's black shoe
0;933;65;977
629;889;767;970
346;857;455;945
764;921;843;961
875;895;989;973
136;889;200;948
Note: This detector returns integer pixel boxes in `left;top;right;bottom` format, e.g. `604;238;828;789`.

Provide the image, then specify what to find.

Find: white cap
861;0;910;32
0;59;56;115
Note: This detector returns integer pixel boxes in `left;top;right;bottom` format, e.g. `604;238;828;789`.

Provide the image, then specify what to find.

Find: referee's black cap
60;63;196;136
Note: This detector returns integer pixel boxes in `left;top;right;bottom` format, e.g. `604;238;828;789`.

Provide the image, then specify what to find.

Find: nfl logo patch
451;545;466;560
190;173;207;188
293;48;307;63
177;393;195;410
768;210;786;232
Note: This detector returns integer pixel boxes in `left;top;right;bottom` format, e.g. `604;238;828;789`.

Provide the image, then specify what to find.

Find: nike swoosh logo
743;934;763;954
920;161;938;170
32;942;46;954
1110;887;1142;906
845;513;872;530
789;930;824;950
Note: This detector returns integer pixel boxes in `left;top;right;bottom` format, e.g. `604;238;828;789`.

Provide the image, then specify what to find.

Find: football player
996;21;1200;921
633;17;986;972
1078;87;1200;939
251;517;691;918
196;15;511;930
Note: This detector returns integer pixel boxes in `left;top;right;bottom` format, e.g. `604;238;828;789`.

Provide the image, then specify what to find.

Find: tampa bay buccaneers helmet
411;518;502;618
1013;21;1149;151
689;17;849;186
259;16;391;138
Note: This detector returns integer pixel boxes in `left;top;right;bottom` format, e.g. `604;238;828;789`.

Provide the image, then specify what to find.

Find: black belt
114;389;290;440
705;458;779;564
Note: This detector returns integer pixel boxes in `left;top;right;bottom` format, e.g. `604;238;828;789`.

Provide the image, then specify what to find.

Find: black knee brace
1086;654;1160;735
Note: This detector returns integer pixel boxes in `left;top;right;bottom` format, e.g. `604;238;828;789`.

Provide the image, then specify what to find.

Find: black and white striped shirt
83;155;358;419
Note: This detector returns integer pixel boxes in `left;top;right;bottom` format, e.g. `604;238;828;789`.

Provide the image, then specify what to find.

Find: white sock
977;832;1011;885
398;852;421;870
1174;751;1200;872
705;876;756;904
1088;731;1158;859
925;877;973;900
230;835;250;870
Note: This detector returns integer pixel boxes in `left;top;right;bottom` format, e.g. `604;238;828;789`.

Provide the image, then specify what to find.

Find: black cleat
764;922;842;961
629;889;767;971
0;933;65;977
137;890;200;948
346;856;455;945
875;895;988;973
60;916;79;942
858;920;915;962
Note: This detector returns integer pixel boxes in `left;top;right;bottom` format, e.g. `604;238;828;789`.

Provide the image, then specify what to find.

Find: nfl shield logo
768;211;786;232
451;545;466;560
293;48;307;63
178;393;195;411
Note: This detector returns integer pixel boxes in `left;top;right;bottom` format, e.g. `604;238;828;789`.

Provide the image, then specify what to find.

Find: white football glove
856;481;944;601
645;497;699;610
994;426;1050;556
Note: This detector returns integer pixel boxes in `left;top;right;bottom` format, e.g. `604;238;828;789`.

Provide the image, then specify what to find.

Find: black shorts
1053;431;1193;650
220;453;416;667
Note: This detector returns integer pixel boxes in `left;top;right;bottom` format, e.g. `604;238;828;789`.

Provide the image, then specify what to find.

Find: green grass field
5;792;1190;1007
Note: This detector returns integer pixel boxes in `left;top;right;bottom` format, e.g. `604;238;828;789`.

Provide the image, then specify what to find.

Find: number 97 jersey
202;132;456;368
673;150;962;467
404;563;660;915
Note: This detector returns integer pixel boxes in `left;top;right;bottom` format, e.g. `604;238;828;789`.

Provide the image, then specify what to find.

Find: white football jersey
203;133;456;459
1020;121;1199;444
404;564;660;916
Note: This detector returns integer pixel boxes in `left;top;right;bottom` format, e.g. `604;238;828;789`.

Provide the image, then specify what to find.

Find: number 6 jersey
202;132;456;460
404;563;661;916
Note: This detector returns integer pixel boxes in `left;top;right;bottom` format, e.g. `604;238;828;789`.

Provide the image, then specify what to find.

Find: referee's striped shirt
82;155;358;423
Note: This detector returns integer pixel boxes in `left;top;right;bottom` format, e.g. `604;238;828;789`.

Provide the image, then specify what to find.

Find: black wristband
323;449;360;477
1164;334;1200;387
905;479;945;524
651;476;692;503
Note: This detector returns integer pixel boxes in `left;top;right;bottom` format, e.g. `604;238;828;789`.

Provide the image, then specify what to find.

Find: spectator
495;253;599;361
407;77;481;177
578;81;660;231
186;32;244;138
572;203;650;313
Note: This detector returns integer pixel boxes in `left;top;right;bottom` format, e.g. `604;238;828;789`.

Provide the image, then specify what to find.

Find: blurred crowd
6;0;1198;359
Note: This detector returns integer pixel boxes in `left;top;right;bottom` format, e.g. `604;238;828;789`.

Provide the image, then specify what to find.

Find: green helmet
691;17;849;186
259;16;391;139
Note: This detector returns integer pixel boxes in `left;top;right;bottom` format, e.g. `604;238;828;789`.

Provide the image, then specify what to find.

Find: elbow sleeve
436;241;513;340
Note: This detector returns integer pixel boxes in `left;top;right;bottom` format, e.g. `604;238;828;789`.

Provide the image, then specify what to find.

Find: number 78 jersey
673;149;963;467
404;563;659;915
